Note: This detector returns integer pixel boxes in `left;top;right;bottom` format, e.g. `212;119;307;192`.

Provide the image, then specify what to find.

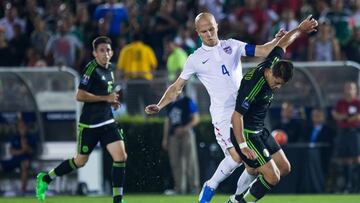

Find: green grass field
1;194;360;203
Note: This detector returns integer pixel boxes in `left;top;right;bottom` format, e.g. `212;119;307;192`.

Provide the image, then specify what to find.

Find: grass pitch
0;194;360;203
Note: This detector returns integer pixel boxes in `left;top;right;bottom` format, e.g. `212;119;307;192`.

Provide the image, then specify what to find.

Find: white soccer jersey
180;39;254;123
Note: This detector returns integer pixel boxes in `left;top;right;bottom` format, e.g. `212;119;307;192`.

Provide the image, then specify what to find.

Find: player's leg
237;160;280;203
36;125;96;201
271;149;291;176
199;120;242;203
168;133;183;194
186;129;200;194
103;124;127;203
263;128;291;177
229;129;279;203
20;159;30;193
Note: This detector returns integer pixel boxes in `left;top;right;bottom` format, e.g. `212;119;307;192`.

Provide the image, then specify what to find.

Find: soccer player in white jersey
145;12;287;203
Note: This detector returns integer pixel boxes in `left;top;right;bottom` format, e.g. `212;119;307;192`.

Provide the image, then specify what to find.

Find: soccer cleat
226;195;238;203
36;172;49;201
199;183;215;203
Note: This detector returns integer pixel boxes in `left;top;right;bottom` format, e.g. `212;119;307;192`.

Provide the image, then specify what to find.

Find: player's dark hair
92;36;112;50
272;60;294;83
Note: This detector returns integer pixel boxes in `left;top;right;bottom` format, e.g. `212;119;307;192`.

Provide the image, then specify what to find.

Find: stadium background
1;0;360;202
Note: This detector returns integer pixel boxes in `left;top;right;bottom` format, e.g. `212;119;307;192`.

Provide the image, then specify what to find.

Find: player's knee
264;168;281;185
280;161;291;176
246;167;258;176
74;157;88;168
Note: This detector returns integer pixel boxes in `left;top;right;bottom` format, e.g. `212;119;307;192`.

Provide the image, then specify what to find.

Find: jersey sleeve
230;39;256;57
78;64;96;91
179;56;195;80
235;70;265;115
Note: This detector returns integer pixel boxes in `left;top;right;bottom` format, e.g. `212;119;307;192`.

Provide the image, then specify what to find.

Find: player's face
93;43;113;67
268;75;285;90
196;17;219;46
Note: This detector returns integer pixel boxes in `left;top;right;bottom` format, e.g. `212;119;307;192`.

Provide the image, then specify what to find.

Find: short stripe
77;126;84;153
117;129;124;139
245;131;266;165
113;162;126;168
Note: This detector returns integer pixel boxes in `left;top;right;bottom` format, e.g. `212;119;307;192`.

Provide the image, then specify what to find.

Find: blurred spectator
270;8;298;39
344;26;360;63
93;0;129;49
304;108;335;176
30;17;51;57
313;0;330;20
163;91;200;194
147;0;178;68
174;25;197;55
308;19;341;61
326;0;352;47
0;26;16;66
0;115;37;193
272;101;305;143
332;81;360;193
9;23;30;66
233;0;268;43
198;0;225;21
165;38;188;82
0;3;26;41
117;33;157;115
45;19;84;70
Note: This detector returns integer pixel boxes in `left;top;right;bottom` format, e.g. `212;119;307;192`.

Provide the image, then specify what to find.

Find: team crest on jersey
81;75;90;85
223;46;232;54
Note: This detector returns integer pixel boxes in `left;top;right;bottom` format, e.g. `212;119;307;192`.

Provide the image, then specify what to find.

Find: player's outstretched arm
145;77;187;115
254;29;287;57
276;15;318;52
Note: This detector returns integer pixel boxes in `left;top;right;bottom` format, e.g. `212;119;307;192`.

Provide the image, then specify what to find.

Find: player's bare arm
277;15;318;51
145;77;186;115
254;29;287;57
76;89;119;103
231;111;257;160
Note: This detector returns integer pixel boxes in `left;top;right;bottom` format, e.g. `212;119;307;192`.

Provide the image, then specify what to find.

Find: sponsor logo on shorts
263;149;270;157
241;101;250;109
82;145;89;153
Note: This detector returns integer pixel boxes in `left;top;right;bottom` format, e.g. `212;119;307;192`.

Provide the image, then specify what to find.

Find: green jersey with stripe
235;47;284;131
78;59;116;124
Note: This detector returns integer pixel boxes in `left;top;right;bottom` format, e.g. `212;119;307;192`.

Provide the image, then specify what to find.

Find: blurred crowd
0;0;359;74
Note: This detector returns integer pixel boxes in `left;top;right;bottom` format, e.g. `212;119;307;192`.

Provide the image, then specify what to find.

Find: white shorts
213;119;233;156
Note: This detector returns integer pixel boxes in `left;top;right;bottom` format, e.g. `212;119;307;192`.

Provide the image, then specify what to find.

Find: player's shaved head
194;12;219;46
195;12;216;30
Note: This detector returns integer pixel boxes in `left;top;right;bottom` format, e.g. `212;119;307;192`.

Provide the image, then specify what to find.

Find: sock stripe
48;169;57;178
69;158;77;170
243;190;257;202
113;187;123;196
259;175;271;190
113;162;126;168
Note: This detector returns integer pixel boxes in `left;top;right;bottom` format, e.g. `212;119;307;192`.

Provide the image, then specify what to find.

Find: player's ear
92;50;96;58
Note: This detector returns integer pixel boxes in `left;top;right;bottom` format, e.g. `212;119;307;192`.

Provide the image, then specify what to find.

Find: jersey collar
201;41;220;51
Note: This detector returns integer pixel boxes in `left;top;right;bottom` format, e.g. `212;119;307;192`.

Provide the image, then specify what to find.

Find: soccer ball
271;129;288;145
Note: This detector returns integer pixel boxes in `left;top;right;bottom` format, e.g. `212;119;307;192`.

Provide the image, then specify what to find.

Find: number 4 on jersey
222;65;230;76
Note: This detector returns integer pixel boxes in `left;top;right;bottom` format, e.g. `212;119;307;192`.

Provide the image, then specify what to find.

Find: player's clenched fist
145;104;160;115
